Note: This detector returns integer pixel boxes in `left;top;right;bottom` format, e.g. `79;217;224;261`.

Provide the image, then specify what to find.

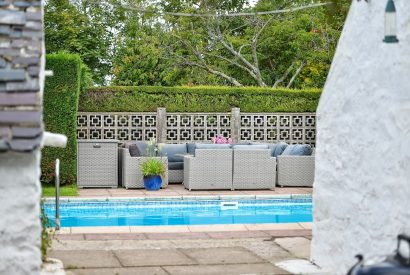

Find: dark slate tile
28;66;39;77
0;10;26;25
0;111;41;124
11;40;41;51
12;57;40;67
0;1;10;8
10;39;26;48
0;48;21;57
25;21;42;30
9;135;42;152
10;29;22;38
0;40;10;48
0;139;10;152
25;11;42;21
0;26;10;35
22;30;42;39
0;127;11;139
0;69;26;81
0;58;6;68
6;80;39;92
13;1;33;8
11;126;42;138
0;93;39;106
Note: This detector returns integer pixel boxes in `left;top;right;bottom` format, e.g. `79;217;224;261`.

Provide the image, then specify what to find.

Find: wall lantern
384;0;399;43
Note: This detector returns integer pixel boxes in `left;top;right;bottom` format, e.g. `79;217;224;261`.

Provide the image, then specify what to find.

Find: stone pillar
156;107;167;143
231;108;240;143
0;0;44;274
311;1;410;273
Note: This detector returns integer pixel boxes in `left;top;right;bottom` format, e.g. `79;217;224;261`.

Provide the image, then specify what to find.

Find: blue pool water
43;198;312;227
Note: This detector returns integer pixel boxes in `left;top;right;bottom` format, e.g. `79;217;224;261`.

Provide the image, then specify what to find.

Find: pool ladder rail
55;159;60;231
220;201;239;210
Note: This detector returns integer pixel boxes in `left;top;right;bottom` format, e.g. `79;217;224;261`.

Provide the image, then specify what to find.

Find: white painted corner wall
312;0;410;273
0;152;42;274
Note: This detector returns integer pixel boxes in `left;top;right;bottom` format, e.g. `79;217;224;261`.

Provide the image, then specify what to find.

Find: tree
160;0;342;88
44;0;122;85
44;0;349;87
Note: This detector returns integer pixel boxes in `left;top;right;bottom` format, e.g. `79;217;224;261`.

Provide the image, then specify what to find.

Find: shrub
80;86;321;113
40;202;53;261
41;53;83;184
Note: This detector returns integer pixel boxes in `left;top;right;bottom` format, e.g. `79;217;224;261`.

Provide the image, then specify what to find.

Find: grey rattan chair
277;153;315;187
232;149;276;190
183;149;233;190
120;148;168;189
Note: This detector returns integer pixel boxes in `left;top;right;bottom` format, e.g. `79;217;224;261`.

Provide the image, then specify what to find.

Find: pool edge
55;222;313;234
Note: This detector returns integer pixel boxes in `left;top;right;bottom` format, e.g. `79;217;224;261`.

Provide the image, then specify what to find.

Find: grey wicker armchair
233;149;276;190
183;149;233;190
120;148;168;189
276;153;315;187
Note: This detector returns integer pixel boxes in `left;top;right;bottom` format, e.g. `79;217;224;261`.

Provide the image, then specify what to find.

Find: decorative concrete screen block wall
0;0;44;274
312;0;410;273
77;109;316;146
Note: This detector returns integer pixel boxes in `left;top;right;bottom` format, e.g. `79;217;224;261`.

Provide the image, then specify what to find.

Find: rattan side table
77;140;118;188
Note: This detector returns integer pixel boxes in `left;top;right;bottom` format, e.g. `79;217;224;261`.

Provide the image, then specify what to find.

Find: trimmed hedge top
80;86;321;113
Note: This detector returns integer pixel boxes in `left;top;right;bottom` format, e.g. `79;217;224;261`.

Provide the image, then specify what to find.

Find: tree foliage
45;0;349;88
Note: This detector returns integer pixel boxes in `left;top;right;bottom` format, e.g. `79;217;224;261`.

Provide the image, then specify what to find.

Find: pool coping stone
43;193;306;202
56;222;312;235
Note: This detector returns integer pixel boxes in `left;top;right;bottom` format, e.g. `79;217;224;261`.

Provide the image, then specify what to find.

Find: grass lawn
42;183;78;197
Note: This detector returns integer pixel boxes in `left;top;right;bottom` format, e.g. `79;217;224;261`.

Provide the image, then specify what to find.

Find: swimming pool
43;197;312;227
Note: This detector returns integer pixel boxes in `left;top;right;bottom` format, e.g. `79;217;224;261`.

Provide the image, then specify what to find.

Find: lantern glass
385;12;396;37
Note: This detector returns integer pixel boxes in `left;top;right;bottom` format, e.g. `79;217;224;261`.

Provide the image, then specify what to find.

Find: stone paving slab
114;249;196;267
71;226;131;234
75;184;312;198
48;250;121;269
145;232;210;240
245;223;304;231
130;225;190;233
84;233;146;241
55;229;311;242
188;224;248;232
50;237;309;274
206;230;270;239
180;247;266;265
274;237;311;260
66;267;168;275
163;263;290;275
263;229;312;238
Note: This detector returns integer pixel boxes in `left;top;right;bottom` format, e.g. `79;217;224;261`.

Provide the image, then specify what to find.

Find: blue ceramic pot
143;175;162;191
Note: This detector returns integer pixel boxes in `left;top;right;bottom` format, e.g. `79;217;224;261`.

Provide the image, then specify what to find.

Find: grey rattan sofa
232;146;276;190
183;147;233;190
120;148;168;189
159;143;195;183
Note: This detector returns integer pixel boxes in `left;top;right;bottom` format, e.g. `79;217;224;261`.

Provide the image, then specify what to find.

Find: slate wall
0;0;44;274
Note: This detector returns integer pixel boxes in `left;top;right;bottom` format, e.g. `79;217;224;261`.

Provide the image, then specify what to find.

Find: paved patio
50;234;313;275
76;184;312;198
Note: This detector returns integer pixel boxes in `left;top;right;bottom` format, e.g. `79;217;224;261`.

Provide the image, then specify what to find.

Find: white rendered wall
311;0;410;273
0;152;42;274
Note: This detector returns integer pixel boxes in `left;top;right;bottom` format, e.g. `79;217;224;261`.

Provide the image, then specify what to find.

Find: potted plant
140;138;166;191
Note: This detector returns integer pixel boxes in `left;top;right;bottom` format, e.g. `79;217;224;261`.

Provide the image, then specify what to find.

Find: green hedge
80;86;321;113
42;53;82;185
